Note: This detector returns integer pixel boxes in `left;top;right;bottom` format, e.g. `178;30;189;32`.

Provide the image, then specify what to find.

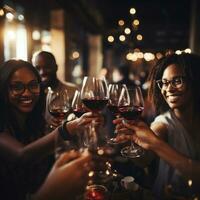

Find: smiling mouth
167;95;181;102
19;99;34;106
21;99;33;104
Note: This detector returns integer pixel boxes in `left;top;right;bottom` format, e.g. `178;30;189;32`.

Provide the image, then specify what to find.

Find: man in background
33;51;78;129
33;51;77;97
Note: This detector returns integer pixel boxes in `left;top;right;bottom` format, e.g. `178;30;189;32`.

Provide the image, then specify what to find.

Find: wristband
58;120;72;140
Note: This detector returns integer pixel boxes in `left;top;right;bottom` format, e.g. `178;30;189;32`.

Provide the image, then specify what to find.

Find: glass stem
130;140;135;150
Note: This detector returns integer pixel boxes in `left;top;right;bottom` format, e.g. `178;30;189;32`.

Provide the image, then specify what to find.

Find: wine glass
118;86;145;158
80;76;109;151
71;90;88;118
80;76;116;182
107;83;127;145
84;184;108;200
47;87;71;159
47;87;70;121
80;76;109;150
80;76;109;113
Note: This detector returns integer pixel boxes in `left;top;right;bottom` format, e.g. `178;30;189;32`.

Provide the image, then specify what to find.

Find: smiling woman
0;59;103;200
147;53;200;197
0;60;45;136
8;67;41;113
113;53;200;198
0;60;49;199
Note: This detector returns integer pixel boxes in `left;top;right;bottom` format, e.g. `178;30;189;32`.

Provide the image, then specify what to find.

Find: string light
0;9;4;16
119;35;126;42
130;8;136;15
124;28;131;35
72;51;80;59
118;19;125;26
18;14;24;21
6;12;14;21
133;19;139;26
107;35;114;42
136;34;143;41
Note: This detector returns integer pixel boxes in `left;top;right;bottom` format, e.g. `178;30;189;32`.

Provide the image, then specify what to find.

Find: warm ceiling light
6;12;14;21
72;51;80;59
137;34;143;41
130;8;136;15
124;28;131;35
184;48;191;53
18;14;24;21
137;52;144;59
118;20;125;26
119;35;126;42
126;53;133;60
32;30;41;40
144;53;155;61
133;19;139;26
107;35;114;42
175;50;182;55
0;9;4;16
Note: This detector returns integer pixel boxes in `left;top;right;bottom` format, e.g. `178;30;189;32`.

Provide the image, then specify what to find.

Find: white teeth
21;100;32;104
167;96;179;102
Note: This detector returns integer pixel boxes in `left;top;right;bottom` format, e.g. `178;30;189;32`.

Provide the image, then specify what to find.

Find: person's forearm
151;138;200;182
19;129;58;164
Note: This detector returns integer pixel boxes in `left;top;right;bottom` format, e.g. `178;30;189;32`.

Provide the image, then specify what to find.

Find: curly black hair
148;53;200;115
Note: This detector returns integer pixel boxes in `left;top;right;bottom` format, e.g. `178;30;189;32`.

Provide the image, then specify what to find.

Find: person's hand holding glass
47;87;72;158
116;86;145;158
81;76;108;114
107;83;127;145
80;76;115;183
71;90;88;118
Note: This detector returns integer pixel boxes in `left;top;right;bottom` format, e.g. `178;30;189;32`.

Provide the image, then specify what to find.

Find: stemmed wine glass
47;87;71;159
80;76;109;151
107;83;127;144
71;90;91;149
47;87;70;121
80;76;115;183
71;90;88;118
118;86;145;158
80;76;109;113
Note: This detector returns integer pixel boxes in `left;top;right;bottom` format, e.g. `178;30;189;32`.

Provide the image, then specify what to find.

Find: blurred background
0;0;199;85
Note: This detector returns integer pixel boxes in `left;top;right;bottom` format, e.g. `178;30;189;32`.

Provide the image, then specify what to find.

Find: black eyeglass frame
156;76;186;90
9;80;40;95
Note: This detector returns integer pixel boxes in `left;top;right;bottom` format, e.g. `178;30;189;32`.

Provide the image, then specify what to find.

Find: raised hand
34;150;91;200
66;112;105;135
114;119;159;151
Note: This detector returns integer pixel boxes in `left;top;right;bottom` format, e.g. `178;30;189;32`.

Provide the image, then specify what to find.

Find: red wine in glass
118;105;144;120
119;86;145;158
84;184;108;200
82;98;108;112
49;108;68;119
73;108;87;118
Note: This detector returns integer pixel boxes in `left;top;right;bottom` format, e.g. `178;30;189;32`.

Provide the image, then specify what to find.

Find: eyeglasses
10;80;40;95
156;76;186;90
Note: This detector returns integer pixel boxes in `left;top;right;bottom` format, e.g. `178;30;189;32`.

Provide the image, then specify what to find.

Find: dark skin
34;54;57;88
114;64;200;184
1;67;103;164
34;150;92;200
0;111;103;165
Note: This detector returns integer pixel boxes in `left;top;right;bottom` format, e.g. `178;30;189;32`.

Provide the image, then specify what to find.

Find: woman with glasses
114;53;200;198
0;59;101;200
